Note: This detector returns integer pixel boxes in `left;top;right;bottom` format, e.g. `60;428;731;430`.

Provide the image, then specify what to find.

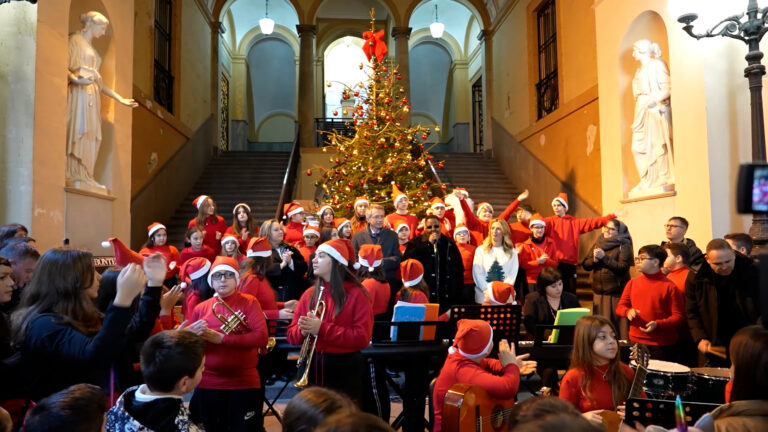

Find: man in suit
352;204;402;309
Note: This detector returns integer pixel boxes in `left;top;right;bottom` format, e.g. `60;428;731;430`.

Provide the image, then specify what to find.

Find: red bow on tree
362;29;388;63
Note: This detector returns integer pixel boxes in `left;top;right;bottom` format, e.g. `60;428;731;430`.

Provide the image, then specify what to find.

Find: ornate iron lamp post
678;0;768;243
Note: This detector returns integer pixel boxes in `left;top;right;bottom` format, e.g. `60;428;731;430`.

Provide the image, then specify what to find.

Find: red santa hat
392;184;408;205
316;203;333;217
400;259;424;287
193;195;209;209
207;256;240;286
528;213;546;228
232;202;251;214
180;257;211;284
487;281;514;305
101;238;145;267
316;238;355;266
334;218;351;231
453;187;468;197
220;233;239;247
449;319;494;359
429;197;445;210
284;201;305;218
453;224;469;238
395;223;410;234
353;196;369;208
476;202;493;215
356;244;383;271
552;193;569;212
246;237;272;258
303;223;320;238
147;222;166;238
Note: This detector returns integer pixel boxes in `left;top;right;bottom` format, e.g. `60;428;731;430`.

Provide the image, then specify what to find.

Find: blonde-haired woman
471;218;519;304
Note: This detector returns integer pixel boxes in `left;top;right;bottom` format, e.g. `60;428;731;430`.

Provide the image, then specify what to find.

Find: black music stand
625;397;720;428
262;318;295;423
449;304;522;351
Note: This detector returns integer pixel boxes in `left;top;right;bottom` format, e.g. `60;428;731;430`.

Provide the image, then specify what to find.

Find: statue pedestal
67;179;109;195
626;183;675;200
64;187;116;252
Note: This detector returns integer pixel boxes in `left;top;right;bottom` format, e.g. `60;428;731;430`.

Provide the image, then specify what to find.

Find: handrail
275;123;301;220
427;159;444;186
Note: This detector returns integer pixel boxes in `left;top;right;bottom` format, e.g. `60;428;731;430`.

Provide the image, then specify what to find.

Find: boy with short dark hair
616;245;685;361
105;330;205;432
662;242;696;366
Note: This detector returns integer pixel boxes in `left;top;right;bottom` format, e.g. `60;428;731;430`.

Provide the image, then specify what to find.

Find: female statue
66;11;137;189
630;39;674;194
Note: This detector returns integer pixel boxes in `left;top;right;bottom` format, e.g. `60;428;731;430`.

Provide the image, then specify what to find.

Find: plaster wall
179;0;212;130
247;38;297;142
0;2;36;226
595;0;756;251
297;147;337;201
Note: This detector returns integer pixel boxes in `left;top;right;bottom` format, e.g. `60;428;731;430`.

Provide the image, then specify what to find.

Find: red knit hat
353;196;369;208
488;281;514;305
303;223;320;238
284;201;305;218
316;238;354;266
193;195;209;209
101;238;145;267
476;202;493;214
429;197;445;209
552;193;569;212
334;218;351;231
147;222;166;238
180;257;211;284
316;203;333;217
528;213;546;228
220;233;239;247
232;202;251;214
400;259;424;287
392;184;407;205
450;319;494;359
453;224;469;238
357;244;383;271
246;237;272;258
207;256;240;285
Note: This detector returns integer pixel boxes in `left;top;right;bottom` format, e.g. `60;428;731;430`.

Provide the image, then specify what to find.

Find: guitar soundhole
491;404;505;430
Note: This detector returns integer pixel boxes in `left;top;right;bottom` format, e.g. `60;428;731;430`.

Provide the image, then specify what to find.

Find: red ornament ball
441;184;448;190
382;66;388;72
421;134;428;140
438;162;444;169
305;169;312;176
396;74;402;80
421;184;428;190
354;91;360;97
346;203;352;208
418;144;425;150
332;110;338;116
416;192;422;198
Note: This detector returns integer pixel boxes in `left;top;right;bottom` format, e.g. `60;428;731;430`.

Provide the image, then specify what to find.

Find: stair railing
275;123;301;220
427;159;447;189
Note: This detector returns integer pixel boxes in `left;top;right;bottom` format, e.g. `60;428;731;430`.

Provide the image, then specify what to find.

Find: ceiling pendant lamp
259;0;275;35
429;3;445;38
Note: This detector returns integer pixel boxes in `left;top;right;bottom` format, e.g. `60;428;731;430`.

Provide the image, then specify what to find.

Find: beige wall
296;147;337;201
595;0;755;250
179;0;213;130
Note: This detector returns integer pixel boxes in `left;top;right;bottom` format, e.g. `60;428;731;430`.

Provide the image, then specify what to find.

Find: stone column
451;59;470;151
211;21;224;151
479;29;493;155
391;26;412;126
314;55;324;120
297;24;317;147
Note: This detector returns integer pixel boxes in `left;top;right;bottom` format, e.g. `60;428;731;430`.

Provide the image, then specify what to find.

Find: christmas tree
485;260;505;283
313;10;444;218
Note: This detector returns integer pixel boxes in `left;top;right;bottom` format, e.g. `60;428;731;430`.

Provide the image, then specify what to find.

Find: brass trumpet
212;293;250;335
294;285;326;388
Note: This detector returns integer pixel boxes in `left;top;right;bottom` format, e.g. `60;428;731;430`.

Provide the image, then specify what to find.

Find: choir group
0;184;765;432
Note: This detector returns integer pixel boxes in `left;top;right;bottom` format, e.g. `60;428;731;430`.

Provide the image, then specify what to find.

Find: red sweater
286;281;373;353
517;237;559;283
386;212;418;240
188;291;269;389
179;246;216;267
433;353;521;432
284;221;304;246
665;267;692;342
395;288;428;304
459;198;520;240
298;245;316;268
188;216;227;255
544;213;614;265
509;221;532;244
139;244;180;280
616;271;685;346
456;243;477;285
239;274;280;319
361;278;390;315
560;363;635;412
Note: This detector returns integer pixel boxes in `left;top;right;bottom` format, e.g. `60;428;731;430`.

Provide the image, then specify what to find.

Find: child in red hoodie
616;244;685;361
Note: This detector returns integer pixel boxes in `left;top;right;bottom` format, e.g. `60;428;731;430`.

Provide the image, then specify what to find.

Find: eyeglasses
663;224;683;229
211;271;236;281
634;256;654;262
426;225;441;229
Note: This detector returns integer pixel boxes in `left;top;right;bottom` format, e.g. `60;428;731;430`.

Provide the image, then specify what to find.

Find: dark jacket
112;285;163;391
581;241;633;296
352;226;402;281
403;234;467;313
105;385;202;432
522;291;581;339
265;242;308;302
685;253;759;345
661;238;704;272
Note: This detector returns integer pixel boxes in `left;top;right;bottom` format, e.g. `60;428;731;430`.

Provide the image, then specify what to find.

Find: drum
691;367;730;404
638;359;691;400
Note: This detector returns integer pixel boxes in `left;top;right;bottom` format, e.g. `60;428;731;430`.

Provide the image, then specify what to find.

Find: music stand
262;318;294;423
449;304;522;350
625;397;720;428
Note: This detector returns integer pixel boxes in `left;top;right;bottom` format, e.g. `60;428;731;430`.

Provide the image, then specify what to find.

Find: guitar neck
628;365;647;399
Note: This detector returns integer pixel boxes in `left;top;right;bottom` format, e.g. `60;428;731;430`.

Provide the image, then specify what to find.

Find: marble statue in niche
66;11;137;192
629;39;675;197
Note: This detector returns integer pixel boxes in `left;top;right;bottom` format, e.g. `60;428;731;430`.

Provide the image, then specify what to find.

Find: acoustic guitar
600;343;651;432
442;383;515;432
